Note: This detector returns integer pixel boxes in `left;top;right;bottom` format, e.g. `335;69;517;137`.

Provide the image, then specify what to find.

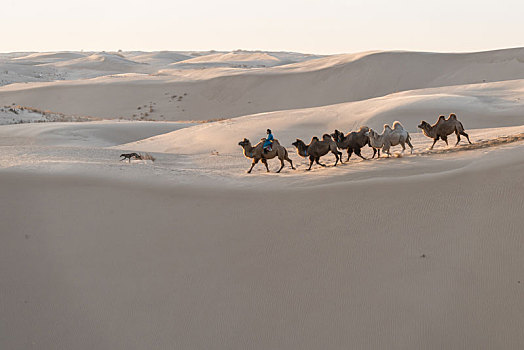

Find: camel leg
261;158;270;172
332;151;339;166
371;148;377;158
430;137;439;150
400;142;406;154
286;156;295;170
276;158;285;173
315;157;326;167
455;131;461;146
460;131;472;144
247;158;259;173
307;156;314;171
442;135;449;146
407;139;414;154
378;149;381;158
355;148;366;160
346;149;353;162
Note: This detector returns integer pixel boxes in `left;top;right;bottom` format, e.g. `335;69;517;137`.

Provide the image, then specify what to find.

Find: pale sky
2;0;523;54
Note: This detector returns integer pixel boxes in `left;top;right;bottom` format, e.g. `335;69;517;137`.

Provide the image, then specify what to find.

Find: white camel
367;121;413;157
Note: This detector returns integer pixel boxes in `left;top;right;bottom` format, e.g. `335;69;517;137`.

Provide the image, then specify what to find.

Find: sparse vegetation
1;105;99;124
140;153;156;161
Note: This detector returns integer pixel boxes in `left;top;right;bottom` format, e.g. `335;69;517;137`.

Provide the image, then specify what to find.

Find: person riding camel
263;129;274;154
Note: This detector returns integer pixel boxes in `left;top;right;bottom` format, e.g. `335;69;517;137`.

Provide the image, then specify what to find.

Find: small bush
140;153;156;162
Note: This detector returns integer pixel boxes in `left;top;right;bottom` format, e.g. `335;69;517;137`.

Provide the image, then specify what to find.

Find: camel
418;113;472;149
238;138;295;173
367;121;413;157
292;134;342;170
331;126;370;161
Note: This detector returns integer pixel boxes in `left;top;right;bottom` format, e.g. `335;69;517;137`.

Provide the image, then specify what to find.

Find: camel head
331;129;344;143
358;126;369;134
367;128;379;139
238;138;251;148
292;138;306;149
418;121;430;130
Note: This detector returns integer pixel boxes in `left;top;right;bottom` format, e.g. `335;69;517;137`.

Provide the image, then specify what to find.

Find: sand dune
0;121;191;147
127;51;193;66
45;53;145;72
12;52;87;64
1;48;524;120
2;143;524;349
118;79;524;155
168;51;320;69
2;47;524;350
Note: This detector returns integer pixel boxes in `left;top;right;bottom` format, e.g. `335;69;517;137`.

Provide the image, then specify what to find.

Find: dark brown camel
292;134;342;170
331;126;370;161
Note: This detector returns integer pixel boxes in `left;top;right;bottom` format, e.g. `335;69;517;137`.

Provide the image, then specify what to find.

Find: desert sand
1;48;524;349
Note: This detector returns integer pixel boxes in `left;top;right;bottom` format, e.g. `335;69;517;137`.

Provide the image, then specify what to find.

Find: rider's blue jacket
263;133;274;148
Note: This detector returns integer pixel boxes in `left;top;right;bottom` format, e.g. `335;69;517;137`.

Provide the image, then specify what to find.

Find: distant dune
1;48;524;121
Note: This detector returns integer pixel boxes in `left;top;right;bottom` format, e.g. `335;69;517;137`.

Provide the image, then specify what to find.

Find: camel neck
243;145;254;158
298;144;308;157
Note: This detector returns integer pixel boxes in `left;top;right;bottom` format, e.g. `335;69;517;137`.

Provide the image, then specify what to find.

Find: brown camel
238;138;295;173
331;126;370;161
292;134;342;170
418;113;472;149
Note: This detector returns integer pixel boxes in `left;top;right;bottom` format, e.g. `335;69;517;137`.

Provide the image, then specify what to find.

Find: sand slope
2;146;524;349
119;79;524;155
0;121;191;147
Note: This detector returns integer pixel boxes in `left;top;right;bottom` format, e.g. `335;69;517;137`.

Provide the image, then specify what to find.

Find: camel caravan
238;113;472;173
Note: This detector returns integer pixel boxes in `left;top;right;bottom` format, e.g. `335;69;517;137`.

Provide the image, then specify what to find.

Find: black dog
120;153;142;163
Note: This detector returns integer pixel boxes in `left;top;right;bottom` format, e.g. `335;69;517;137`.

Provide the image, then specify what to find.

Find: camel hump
438;115;446;122
322;134;332;141
449;113;457;120
392;121;404;130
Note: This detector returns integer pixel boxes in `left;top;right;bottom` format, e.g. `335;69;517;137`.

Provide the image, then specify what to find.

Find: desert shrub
140;153;156;161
